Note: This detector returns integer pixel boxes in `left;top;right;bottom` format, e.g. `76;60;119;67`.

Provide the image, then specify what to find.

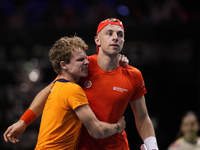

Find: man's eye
118;33;123;37
77;58;84;61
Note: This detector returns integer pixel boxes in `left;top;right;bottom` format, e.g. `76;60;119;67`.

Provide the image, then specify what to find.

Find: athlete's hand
117;116;126;133
119;54;129;68
3;120;27;143
140;144;148;150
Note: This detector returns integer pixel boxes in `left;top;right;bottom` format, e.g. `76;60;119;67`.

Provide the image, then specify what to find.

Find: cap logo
108;18;119;22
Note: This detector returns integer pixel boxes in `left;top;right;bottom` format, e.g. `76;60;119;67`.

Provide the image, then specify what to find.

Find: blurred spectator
167;111;200;150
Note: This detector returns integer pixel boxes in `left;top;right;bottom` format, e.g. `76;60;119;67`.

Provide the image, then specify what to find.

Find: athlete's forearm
135;114;156;140
131;97;158;149
75;105;125;139
92;115;126;139
88;121;120;139
130;96;156;140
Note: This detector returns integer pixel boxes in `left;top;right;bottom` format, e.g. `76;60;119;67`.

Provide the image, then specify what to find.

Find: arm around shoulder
75;104;126;139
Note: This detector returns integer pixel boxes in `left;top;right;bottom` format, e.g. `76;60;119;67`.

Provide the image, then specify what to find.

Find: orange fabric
78;55;147;150
35;79;89;150
20;109;37;126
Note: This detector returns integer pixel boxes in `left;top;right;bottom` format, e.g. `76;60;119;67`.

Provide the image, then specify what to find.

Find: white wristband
140;144;148;150
144;137;159;150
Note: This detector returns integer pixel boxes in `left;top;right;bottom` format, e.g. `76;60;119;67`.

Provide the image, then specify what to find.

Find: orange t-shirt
77;54;147;150
35;78;89;150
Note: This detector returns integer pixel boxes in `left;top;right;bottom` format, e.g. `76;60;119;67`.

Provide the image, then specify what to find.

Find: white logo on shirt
113;86;128;92
51;86;55;92
141;81;145;87
84;81;92;88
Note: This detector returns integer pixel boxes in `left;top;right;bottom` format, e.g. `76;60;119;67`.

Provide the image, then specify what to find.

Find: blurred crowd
0;0;199;29
0;0;200;150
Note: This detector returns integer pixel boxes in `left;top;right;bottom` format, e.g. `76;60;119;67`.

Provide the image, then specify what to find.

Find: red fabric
20;109;37;126
96;18;124;35
77;55;147;150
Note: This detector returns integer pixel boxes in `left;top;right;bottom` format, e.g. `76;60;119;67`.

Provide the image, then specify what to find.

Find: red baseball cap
96;18;124;52
96;18;124;35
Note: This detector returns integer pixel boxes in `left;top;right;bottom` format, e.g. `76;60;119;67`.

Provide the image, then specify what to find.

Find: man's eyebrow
117;30;123;33
105;29;113;32
106;28;123;32
104;29;124;35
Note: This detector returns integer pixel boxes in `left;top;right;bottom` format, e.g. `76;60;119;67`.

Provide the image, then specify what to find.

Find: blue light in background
117;5;130;16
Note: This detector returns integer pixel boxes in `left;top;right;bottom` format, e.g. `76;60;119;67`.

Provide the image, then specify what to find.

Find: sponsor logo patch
84;81;92;88
113;86;128;92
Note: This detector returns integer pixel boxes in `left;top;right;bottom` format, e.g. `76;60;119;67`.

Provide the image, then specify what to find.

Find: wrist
116;123;119;134
144;136;159;150
20;109;37;126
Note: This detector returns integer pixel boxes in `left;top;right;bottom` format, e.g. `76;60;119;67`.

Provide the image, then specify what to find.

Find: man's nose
85;58;89;64
112;33;118;41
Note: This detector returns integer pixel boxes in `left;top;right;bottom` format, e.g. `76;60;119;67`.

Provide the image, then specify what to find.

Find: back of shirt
35;79;88;150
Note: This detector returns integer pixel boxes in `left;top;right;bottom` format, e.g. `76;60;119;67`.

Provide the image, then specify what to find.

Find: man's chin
112;48;121;54
81;73;88;77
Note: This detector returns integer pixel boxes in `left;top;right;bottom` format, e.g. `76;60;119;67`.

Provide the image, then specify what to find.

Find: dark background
0;0;200;149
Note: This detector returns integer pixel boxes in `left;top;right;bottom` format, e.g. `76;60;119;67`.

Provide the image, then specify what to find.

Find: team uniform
77;54;147;150
35;78;88;150
168;137;200;150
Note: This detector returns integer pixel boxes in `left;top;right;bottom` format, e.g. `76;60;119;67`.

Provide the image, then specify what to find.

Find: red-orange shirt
77;54;147;150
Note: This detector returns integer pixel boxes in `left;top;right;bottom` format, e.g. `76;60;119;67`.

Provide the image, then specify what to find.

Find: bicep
75;104;118;139
74;104;98;128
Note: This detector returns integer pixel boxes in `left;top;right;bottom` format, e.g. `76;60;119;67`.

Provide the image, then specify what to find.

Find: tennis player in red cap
4;18;159;150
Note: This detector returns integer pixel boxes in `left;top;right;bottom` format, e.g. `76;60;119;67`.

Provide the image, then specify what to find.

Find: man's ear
60;61;67;70
94;35;100;45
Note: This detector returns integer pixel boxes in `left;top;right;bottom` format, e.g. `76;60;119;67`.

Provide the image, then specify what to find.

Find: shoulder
59;82;84;93
122;65;143;77
87;54;97;62
125;65;141;72
67;82;83;90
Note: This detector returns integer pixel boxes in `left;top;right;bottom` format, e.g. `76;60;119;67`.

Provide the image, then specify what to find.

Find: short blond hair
49;36;88;74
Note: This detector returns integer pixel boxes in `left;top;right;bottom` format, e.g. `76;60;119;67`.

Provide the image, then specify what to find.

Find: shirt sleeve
67;84;89;110
129;67;147;101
